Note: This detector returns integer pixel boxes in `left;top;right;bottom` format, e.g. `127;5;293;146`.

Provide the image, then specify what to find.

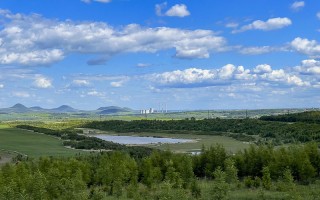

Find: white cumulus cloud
253;64;272;74
0;49;64;66
165;4;190;17
156;3;190;17
295;59;320;75
33;76;52;88
219;64;236;79
0;10;226;65
0;84;4;88
290;1;305;11
151;63;311;88
234;17;292;33
291;37;320;57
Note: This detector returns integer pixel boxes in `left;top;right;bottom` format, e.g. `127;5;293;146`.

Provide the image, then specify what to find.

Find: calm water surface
94;135;193;145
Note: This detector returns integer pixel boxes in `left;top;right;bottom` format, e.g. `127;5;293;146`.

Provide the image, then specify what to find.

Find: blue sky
0;0;319;110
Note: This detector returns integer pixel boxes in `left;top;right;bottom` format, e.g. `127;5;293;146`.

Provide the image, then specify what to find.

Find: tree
224;158;238;184
210;167;229;200
278;168;295;192
262;166;271;190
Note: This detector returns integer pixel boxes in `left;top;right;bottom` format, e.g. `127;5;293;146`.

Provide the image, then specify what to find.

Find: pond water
94;135;194;145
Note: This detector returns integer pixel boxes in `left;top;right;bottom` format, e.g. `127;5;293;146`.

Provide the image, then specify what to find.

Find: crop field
0;124;85;158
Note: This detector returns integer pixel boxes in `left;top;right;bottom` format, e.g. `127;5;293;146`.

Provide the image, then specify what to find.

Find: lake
94;135;194;145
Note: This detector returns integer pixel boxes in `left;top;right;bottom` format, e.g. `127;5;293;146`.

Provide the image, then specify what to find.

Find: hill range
0;103;134;115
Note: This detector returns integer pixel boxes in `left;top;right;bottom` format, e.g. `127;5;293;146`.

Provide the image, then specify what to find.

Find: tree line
1;143;320;199
82;117;320;144
260;111;320;124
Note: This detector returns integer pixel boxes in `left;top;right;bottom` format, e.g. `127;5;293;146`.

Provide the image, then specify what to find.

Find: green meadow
0;125;85;158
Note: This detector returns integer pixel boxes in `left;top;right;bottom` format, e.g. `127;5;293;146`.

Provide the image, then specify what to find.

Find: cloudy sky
0;0;319;110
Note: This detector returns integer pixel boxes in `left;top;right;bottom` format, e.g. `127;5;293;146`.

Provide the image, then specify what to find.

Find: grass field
0;125;85;158
154;134;250;153
83;129;250;153
129;132;250;153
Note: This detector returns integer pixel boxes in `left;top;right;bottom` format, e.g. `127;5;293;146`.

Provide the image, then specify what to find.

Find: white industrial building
140;108;154;114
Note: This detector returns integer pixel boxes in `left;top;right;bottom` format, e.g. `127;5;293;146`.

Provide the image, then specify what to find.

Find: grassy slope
0;125;85;157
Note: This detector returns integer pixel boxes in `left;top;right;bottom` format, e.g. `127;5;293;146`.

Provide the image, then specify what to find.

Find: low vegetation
1;143;320;199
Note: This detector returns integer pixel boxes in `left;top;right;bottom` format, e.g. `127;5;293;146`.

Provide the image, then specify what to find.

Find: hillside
98;106;132;114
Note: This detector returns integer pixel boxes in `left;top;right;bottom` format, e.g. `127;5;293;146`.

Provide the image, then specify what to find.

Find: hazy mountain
97;106;132;114
0;104;134;114
50;105;78;113
6;103;30;113
11;103;28;109
29;106;46;112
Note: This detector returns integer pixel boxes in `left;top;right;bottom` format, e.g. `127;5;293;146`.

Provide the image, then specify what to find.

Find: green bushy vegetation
260;111;320;123
83;117;320;144
1;143;320;199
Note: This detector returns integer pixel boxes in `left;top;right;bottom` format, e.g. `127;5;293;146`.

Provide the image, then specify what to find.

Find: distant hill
97;106;132;115
29;106;46;112
5;103;30;113
0;104;134;114
50;105;78;113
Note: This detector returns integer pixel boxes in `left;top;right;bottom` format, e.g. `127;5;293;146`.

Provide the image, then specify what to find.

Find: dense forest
260;111;320;124
1;143;320;199
82;117;320;144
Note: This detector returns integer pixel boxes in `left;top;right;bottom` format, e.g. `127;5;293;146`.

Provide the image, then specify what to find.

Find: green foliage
224;158;239;184
262;166;271;190
277;168;296;192
253;176;261;188
151;181;194;200
0;142;320;199
141;151;195;190
89;187;106;200
82;117;320;143
209;167;229;200
193;144;227;178
190;179;201;199
260;111;320;124
244;176;254;188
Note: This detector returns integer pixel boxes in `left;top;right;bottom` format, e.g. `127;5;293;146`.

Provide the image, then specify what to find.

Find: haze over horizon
0;0;319;110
